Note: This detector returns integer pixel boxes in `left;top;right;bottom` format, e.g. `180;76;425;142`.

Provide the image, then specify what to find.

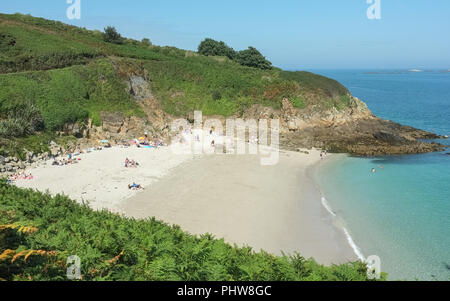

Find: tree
141;38;152;47
102;26;123;44
198;38;236;60
236;47;272;70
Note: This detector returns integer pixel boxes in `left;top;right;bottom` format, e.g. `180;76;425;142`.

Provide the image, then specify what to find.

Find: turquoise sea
312;70;450;280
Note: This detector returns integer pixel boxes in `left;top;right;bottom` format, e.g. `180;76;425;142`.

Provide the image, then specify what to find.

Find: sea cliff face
238;96;445;156
61;84;445;157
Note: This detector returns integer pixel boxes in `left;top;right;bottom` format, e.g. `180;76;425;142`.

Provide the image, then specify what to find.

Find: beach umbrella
100;140;109;143
138;137;145;141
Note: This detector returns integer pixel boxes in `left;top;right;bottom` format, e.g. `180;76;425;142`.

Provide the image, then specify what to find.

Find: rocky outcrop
0;152;51;177
280;117;445;156
238;96;445;156
240;96;373;133
128;76;153;101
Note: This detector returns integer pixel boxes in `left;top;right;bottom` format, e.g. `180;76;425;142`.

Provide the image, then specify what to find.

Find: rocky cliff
64;75;446;157
236;96;444;156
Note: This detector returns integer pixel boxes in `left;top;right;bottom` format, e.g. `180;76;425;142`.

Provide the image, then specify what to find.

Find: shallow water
312;70;450;280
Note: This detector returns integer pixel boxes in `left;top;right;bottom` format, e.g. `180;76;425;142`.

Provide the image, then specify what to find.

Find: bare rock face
128;76;153;101
280;117;445;156
237;96;444;156
87;112;147;142
240;96;373;134
63;122;86;138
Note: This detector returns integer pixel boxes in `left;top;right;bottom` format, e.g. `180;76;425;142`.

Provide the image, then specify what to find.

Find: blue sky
2;0;450;69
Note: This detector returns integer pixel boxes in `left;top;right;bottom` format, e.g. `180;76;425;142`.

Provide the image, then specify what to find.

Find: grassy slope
0;182;382;281
0;13;351;120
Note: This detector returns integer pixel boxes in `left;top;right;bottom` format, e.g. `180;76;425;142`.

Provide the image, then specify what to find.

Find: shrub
198;38;236;60
212;90;222;101
0;101;44;138
103;26;123;44
236;47;272;70
291;97;306;109
141;38;152;47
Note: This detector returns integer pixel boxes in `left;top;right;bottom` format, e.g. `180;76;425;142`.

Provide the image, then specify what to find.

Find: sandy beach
15;146;357;265
15;146;193;211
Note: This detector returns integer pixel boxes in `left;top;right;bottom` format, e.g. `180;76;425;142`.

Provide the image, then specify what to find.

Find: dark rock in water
280;117;446;156
446;153;450;155
373;131;408;145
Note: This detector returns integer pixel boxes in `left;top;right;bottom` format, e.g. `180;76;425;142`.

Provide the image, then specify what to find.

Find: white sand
14;144;357;264
15;146;193;211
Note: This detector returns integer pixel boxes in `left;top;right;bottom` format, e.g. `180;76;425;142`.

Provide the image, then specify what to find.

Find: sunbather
128;183;144;190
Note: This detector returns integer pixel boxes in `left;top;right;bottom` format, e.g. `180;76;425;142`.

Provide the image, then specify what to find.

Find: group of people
124;158;139;168
7;172;34;183
320;150;328;159
52;156;80;166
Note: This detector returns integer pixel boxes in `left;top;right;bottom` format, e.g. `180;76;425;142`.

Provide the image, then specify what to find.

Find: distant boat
408;69;423;72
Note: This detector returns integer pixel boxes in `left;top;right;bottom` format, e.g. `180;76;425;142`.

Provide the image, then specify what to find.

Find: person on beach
128;183;144;190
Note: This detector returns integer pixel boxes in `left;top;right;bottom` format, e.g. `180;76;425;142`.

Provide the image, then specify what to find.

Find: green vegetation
279;71;349;98
0;12;352;156
198;38;272;70
102;26;123;45
0;59;145;133
0;101;44;138
236;47;272;70
0;181;384;281
198;38;236;60
291;96;306;109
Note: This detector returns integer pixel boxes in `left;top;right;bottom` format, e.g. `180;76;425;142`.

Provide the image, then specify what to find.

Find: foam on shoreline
342;227;366;262
312;155;366;263
320;197;336;217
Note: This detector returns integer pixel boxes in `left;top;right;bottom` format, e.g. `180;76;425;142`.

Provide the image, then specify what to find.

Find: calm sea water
312;70;450;280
